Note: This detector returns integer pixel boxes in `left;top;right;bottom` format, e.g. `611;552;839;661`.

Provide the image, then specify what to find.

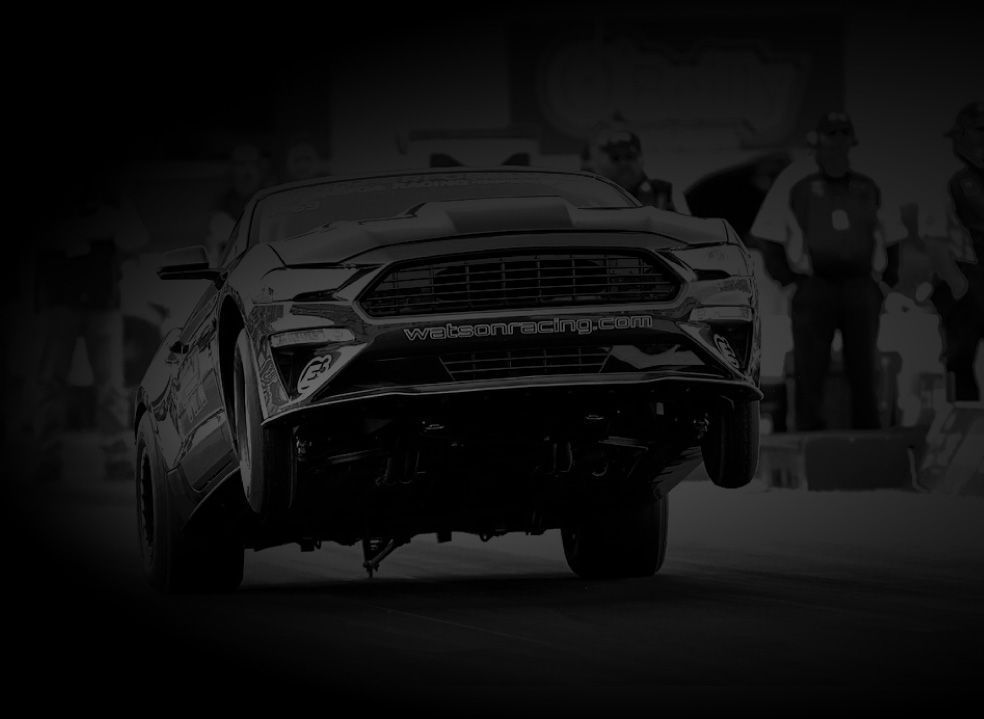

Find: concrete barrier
758;427;925;492
917;402;984;496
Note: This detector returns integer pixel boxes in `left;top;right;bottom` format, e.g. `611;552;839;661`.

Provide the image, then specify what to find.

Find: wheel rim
234;355;255;500
137;450;155;562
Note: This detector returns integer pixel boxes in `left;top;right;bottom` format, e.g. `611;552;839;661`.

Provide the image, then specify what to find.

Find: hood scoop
409;196;575;235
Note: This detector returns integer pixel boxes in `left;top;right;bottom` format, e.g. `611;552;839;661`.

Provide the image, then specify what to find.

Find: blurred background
4;1;981;456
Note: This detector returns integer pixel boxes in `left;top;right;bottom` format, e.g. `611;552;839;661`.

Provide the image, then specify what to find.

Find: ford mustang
134;167;761;593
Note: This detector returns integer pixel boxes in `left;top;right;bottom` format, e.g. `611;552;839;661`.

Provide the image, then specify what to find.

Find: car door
171;281;233;490
173;218;251;490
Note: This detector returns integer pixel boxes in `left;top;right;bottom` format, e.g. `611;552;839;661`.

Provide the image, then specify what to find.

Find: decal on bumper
404;315;655;341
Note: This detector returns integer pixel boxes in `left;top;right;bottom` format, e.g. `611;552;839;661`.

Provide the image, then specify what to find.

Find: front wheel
233;329;286;515
702;399;760;489
561;493;668;579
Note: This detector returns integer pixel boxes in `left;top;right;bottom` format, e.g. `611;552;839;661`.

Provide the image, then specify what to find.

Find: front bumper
250;304;760;428
246;252;760;423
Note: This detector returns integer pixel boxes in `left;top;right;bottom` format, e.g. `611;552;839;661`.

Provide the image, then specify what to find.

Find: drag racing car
134;167;761;593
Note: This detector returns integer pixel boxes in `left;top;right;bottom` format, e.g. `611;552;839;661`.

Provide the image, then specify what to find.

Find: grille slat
365;283;675;299
440;346;610;381
443;353;609;368
376;278;674;291
364;284;674;303
360;252;679;317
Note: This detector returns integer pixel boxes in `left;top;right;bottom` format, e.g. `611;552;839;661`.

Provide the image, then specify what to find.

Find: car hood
267;197;729;267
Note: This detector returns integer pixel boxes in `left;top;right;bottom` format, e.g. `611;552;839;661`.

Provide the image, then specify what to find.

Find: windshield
252;171;636;245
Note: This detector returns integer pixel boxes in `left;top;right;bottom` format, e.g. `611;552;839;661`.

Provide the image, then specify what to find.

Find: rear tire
561;493;668;579
136;414;244;593
702;399;760;489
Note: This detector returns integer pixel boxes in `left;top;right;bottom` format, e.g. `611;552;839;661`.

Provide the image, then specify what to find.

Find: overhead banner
509;16;845;155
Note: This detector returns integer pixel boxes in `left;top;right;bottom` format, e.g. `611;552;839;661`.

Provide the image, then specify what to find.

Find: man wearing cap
783;111;894;431
921;102;984;401
581;116;690;214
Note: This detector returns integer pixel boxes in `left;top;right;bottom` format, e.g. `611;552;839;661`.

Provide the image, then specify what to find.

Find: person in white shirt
749;113;901;430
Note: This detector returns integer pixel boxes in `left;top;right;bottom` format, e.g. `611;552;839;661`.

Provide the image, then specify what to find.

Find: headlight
270;327;355;348
688;306;753;323
254;267;362;303
670;245;750;278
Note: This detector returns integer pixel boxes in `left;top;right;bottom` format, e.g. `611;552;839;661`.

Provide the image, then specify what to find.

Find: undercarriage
242;384;723;570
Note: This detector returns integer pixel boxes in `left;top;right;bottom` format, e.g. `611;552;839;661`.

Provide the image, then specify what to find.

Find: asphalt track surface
5;432;983;716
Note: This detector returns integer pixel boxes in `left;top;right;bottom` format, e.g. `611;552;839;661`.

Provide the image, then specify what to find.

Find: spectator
580;114;690;214
32;166;150;481
749;151;817;289
279;135;327;183
782;111;898;431
919;101;984;401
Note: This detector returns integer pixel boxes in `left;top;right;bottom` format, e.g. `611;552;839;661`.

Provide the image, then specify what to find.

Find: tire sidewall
562;492;668;579
135;414;172;591
704;400;760;489
234;329;266;513
136;412;245;594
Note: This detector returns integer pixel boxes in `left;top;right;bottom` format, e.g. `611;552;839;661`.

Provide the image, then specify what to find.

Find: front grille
359;251;680;317
440;346;610;382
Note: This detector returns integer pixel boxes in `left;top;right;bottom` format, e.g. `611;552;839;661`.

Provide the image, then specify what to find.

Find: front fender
134;327;182;427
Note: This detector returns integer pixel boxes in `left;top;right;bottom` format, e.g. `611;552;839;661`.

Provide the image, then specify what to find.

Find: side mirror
157;245;223;284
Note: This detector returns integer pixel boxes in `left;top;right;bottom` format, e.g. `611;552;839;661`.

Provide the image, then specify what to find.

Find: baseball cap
807;111;857;147
945;101;984;137
817;111;855;136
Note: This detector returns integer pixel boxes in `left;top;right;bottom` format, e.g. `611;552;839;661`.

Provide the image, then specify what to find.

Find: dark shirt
949;164;984;265
789;171;881;279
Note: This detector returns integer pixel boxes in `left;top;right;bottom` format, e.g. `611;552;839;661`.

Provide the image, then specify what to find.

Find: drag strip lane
7;466;983;716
